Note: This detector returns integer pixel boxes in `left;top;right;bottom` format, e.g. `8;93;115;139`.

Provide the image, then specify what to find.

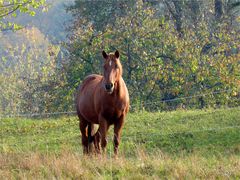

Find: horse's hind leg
87;123;95;153
79;118;89;154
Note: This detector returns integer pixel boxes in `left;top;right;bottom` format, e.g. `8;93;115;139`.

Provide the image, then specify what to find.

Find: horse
76;50;129;155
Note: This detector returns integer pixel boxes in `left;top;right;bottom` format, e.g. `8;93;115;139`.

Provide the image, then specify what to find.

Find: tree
0;0;47;31
215;0;223;20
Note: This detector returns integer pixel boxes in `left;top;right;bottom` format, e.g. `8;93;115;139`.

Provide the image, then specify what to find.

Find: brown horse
76;50;129;155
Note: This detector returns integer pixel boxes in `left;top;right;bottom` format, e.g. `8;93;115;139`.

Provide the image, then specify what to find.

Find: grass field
1;107;240;179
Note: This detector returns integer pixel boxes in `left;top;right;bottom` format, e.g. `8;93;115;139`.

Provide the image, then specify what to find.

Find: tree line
0;0;239;114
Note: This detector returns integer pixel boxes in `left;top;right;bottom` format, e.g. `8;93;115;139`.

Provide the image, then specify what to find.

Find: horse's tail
87;123;95;144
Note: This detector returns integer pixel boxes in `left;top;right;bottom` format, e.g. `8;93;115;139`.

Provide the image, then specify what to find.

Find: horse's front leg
113;115;125;155
99;115;110;154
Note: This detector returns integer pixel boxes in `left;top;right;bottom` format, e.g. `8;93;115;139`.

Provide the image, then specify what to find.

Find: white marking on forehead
109;60;112;66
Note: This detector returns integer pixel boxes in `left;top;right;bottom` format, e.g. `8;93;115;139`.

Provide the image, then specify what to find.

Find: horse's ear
115;50;120;59
102;50;108;59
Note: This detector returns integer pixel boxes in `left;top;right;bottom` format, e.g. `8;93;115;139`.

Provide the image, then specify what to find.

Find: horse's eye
115;64;118;69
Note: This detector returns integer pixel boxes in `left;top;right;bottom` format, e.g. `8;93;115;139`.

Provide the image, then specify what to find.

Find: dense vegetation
0;0;239;114
1;108;240;178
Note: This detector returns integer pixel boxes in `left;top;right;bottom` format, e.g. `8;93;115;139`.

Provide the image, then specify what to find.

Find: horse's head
102;50;122;94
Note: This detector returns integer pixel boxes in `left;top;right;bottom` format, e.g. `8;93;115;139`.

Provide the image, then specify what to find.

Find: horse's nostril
105;84;110;90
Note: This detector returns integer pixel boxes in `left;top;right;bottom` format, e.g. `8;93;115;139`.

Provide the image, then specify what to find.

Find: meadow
1;107;240;179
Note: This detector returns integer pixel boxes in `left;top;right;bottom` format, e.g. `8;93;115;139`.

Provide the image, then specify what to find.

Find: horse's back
79;74;102;93
76;74;102;123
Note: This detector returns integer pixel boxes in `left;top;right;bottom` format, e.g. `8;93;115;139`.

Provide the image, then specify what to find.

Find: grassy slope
1;107;240;179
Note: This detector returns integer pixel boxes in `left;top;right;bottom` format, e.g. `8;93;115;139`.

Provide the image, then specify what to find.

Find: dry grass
1;148;240;179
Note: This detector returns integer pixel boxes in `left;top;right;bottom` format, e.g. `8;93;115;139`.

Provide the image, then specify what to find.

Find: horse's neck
115;77;124;98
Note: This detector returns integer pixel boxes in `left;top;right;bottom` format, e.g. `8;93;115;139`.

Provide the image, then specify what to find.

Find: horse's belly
77;75;102;124
82;111;99;124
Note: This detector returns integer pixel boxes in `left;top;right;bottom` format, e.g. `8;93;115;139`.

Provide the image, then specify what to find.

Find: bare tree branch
0;5;20;18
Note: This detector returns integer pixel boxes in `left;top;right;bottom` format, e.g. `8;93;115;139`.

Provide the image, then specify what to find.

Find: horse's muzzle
105;83;114;93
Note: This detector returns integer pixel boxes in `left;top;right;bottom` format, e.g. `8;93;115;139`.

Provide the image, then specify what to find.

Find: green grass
1;107;240;179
